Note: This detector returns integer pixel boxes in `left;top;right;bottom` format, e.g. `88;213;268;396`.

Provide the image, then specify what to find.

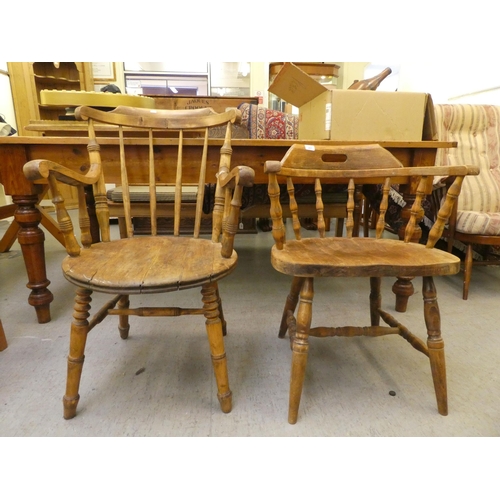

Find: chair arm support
220;165;255;258
24;159;101;187
218;165;255;189
23;159;93;256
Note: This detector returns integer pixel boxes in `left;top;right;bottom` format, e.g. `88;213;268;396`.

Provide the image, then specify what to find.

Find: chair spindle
87;119;110;242
194;128;209;238
404;175;427;243
376;177;391;238
315;179;325;237
287;178;301;240
148;129;157;236
118;126;133;238
346;178;355;237
174;130;184;236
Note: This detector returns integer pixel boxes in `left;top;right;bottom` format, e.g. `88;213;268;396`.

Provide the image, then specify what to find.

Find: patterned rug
238;103;298;140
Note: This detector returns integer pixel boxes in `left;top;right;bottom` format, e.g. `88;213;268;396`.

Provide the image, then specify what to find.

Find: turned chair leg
279;277;304;338
63;287;92;419
202;283;232;413
335;218;344;237
422;277;448;416
117;217;127;239
117;294;130;339
0;319;7;351
288;277;314;425
214;285;227;336
463;244;473;300
369;277;381;327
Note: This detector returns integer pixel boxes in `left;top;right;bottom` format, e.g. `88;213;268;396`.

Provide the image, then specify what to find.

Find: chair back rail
23;105;253;259
264;144;477;250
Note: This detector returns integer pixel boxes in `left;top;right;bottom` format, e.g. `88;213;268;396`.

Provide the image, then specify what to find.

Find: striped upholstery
434;104;500;235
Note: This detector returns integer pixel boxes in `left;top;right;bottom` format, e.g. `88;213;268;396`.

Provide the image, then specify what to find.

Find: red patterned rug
239;103;298;140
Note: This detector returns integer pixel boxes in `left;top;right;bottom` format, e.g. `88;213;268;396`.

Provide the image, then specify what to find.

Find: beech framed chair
264;143;478;424
24;105;254;419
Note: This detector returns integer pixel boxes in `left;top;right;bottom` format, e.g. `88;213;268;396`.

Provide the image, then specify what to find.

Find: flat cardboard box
149;96;259;113
269;62;436;141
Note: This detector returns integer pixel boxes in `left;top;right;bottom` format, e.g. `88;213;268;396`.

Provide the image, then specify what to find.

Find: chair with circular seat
24;105;254;419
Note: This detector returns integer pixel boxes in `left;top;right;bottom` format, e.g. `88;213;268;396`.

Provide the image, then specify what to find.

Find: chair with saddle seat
264;143;477;424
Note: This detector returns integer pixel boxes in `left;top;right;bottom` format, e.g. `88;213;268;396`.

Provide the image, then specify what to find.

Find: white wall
0;62;16;207
0;62;17;132
395;62;500;104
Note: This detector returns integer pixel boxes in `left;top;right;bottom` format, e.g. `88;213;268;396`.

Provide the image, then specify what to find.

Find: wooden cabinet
7;62;94;136
8;62;94;208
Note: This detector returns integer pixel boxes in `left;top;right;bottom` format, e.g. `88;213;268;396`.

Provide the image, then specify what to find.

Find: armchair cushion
434;104;500;213
455;210;500;235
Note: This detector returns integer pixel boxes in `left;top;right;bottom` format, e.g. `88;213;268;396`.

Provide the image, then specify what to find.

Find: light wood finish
39;89;155;108
8;62;94;210
7;62;94;136
264;143;478;424
23;105;254;419
0;136;455;323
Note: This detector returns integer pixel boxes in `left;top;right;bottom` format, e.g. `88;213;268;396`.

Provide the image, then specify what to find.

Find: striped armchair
434;104;500;299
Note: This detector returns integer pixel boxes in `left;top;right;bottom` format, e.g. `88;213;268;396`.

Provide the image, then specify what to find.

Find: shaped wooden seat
24;105;254;419
264;143;478;424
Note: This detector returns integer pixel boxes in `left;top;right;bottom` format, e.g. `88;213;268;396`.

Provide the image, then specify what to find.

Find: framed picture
92;62;116;81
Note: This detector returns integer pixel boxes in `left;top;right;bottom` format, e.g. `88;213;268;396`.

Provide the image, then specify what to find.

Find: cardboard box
268;62;436;141
149;96;259;113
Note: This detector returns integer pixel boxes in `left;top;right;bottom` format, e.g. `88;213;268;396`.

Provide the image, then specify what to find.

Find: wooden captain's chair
264;143;477;424
23;105;254;419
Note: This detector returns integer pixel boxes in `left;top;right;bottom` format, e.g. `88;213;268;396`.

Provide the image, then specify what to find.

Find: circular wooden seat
62;237;237;293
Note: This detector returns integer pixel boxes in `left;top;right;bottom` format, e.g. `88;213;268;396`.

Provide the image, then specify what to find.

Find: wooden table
0;136;456;323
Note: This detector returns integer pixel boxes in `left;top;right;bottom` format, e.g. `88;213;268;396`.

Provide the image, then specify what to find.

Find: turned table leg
392;187;425;313
13;194;53;324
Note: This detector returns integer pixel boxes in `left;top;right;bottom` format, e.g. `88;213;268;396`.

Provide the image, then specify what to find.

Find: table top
0;136;457;149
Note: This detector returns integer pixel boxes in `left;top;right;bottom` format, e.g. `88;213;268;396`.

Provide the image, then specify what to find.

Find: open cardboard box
268;62;437;142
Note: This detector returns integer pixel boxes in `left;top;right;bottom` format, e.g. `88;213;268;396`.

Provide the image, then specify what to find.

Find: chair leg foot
63;395;79;419
218;390;233;413
288;338;309;424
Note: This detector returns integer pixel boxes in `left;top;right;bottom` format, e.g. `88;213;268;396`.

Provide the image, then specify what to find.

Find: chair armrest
23;159;98;256
218;165;255;189
24;159;101;187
